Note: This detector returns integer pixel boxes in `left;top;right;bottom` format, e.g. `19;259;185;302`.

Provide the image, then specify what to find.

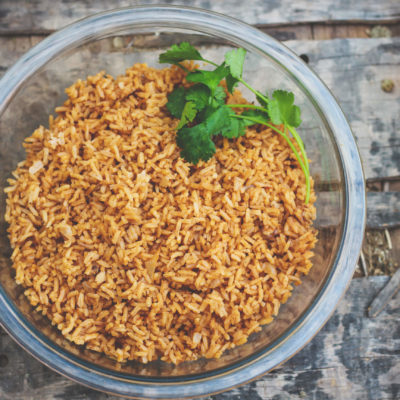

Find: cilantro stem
200;57;270;106
286;125;310;203
197;57;268;104
238;78;269;104
176;63;190;72
202;59;219;67
232;114;310;203
226;104;266;112
287;125;308;171
286;125;310;204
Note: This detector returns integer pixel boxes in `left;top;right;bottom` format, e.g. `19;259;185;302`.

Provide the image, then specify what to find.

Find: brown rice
5;63;317;364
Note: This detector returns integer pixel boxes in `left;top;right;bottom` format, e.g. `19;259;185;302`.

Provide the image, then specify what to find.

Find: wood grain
0;276;397;400
317;191;400;229
368;268;400;317
1;0;400;34
367;192;400;229
287;37;400;181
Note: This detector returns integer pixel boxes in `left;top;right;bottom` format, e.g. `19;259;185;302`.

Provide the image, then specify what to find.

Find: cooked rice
5;63;317;364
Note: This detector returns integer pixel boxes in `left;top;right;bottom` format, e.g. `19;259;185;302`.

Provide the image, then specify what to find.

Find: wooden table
0;1;399;399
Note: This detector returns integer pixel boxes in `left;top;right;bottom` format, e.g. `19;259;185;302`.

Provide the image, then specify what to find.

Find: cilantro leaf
177;101;197;129
214;86;227;104
186;85;210;111
177;123;216;164
240;109;270;126
205;106;231;135
224;48;247;94
186;64;229;95
222;111;247;138
196;104;217;123
225;48;246;79
166;87;187;118
268;90;302;127
159;42;204;65
205;106;246;139
225;74;239;94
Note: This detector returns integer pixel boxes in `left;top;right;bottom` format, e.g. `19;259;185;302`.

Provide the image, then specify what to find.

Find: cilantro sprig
159;42;310;203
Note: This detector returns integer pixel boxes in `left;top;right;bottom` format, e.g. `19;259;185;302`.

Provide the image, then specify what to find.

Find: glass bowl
0;5;365;399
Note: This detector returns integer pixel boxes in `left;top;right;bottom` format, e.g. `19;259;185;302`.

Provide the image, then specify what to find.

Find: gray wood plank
0;276;398;399
368;268;400;317
367;192;400;229
287;37;400;181
316;191;400;229
0;0;400;34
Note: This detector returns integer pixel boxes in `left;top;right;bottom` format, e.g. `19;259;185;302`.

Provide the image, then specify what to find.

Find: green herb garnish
159;42;310;203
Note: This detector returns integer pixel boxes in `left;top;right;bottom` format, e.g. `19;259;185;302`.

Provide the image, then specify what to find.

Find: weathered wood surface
316;191;400;229
367;192;400;229
1;0;400;34
368;268;400;317
0;276;398;400
287;37;400;182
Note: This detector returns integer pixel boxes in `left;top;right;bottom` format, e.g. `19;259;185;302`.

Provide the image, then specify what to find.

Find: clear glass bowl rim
0;5;365;399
